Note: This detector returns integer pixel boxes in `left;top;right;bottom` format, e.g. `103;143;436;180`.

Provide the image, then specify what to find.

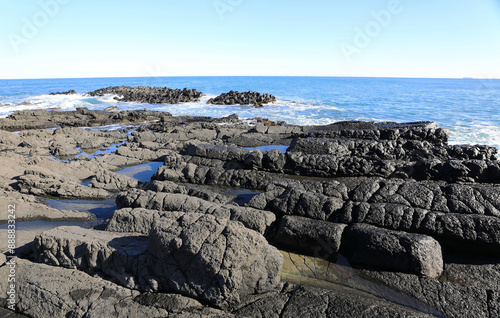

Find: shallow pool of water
245;145;289;153
45;198;117;219
115;161;164;182
227;188;262;205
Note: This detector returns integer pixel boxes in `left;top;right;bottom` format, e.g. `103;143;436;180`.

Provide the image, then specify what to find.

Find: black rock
87;86;205;104
207;90;276;106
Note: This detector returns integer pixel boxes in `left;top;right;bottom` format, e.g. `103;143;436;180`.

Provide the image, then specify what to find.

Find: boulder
248;179;348;220
33;213;283;310
148;213;283;309
153;163;274;190
341;223;443;277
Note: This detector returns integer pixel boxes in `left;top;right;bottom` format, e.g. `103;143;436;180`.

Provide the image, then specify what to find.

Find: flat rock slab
341;223;443;277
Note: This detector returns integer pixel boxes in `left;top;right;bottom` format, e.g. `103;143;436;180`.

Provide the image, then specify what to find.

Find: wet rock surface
1;108;500;317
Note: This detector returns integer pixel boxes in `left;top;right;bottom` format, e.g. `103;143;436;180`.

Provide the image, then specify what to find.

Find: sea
1;76;499;149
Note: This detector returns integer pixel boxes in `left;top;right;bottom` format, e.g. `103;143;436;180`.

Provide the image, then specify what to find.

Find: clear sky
1;0;500;79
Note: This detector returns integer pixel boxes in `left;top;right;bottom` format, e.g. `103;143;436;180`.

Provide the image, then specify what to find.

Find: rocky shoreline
1;107;499;317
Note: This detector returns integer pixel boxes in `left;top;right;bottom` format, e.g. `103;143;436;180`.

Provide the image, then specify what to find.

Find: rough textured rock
33;214;283;310
342;178;500;217
115;190;276;235
144;180;236;204
33;226;149;289
247;179;348;220
297;121;449;146
116;145;173;161
233;285;435;318
207;90;276;107
149;213;283;309
338;202;500;255
87;86;204;104
0;258;231;318
89;170;139;191
288;137;497;161
49;89;76;95
357;268;496;318
274;216;346;260
17;166;113;199
0;108;173;131
154;162;274;190
341;223;443;277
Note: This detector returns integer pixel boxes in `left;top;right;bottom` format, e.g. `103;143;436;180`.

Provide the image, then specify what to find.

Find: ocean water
1;76;499;148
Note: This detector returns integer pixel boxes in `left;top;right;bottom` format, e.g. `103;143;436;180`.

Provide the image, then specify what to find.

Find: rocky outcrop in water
87;86;205;104
207;90;276;107
49;89;77;95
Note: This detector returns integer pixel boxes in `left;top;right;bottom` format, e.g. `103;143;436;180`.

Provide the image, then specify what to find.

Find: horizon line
1;75;499;81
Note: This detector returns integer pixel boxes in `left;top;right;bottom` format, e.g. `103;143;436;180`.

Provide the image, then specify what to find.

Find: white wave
447;122;500;149
0;93;122;118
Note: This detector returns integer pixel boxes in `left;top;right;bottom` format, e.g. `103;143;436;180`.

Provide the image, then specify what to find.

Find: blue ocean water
1;76;499;148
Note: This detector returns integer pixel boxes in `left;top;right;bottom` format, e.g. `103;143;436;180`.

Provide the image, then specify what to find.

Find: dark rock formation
153;162;274;190
233;285;435;318
357;267;499;318
341;223;443;277
49;89;77;95
115;190;276;235
207;90;276;107
33;214;283;309
0;258;227;317
0;108;173;131
338;202;500;255
87;86;204;104
274;216;346;260
288;137;498;161
297;121;450;146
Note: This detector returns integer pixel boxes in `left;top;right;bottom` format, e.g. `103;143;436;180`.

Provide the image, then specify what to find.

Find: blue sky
1;0;499;79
